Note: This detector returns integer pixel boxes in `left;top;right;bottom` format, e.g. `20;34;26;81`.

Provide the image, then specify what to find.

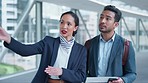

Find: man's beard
99;28;112;33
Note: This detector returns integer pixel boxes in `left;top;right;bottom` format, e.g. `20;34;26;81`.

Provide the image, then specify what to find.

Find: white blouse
50;41;74;79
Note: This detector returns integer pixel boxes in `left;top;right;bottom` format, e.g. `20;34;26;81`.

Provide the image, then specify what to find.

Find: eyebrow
100;14;112;18
106;15;112;18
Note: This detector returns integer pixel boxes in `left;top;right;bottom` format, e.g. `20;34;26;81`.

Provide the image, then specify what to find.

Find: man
85;5;136;83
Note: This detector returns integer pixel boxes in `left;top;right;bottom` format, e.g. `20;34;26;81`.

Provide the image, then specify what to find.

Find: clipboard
86;77;118;83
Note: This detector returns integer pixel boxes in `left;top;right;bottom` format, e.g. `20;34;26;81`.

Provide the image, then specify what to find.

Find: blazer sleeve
59;46;87;83
122;41;137;83
4;37;46;56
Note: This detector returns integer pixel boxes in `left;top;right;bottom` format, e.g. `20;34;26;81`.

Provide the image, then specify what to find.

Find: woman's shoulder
41;36;60;44
74;41;87;50
43;36;59;40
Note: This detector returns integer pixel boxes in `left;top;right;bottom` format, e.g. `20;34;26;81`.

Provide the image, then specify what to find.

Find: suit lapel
106;35;122;75
50;37;60;66
67;42;77;69
90;36;100;75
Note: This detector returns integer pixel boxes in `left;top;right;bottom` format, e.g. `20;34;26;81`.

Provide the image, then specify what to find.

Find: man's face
99;10;118;33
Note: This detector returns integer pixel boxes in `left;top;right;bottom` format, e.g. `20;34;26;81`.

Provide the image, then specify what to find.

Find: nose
63;24;67;29
100;18;106;23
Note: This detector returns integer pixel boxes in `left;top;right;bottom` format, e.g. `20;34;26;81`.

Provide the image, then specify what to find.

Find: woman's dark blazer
4;36;87;83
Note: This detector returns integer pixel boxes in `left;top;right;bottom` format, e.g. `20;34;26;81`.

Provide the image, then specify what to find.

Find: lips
61;30;67;34
99;24;106;28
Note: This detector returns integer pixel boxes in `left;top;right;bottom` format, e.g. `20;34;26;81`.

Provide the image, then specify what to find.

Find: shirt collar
100;33;116;42
60;34;75;44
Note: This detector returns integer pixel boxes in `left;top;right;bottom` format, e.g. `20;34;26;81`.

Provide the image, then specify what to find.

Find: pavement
134;51;148;83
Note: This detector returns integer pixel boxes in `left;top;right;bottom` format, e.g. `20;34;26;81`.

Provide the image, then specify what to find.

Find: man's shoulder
85;35;100;49
86;35;100;42
114;34;125;42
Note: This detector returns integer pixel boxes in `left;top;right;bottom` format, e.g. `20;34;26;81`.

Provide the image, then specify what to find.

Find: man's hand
108;77;124;83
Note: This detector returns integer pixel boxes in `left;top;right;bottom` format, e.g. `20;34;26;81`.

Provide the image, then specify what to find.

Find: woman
0;11;87;83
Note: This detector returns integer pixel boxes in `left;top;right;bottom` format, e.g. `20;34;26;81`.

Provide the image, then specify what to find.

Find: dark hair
104;5;122;22
60;11;79;36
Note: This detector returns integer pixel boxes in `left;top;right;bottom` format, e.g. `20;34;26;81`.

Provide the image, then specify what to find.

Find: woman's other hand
44;66;63;76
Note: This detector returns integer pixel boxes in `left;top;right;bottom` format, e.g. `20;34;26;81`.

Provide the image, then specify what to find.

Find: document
86;77;118;83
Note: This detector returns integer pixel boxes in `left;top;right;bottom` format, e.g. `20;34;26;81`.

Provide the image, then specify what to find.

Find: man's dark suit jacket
85;34;136;83
4;36;87;83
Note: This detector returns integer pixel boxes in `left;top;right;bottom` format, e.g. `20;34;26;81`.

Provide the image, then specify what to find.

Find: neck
65;36;73;42
60;34;73;42
101;31;115;41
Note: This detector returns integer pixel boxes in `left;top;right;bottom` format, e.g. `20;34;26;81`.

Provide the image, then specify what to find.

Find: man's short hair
104;5;122;22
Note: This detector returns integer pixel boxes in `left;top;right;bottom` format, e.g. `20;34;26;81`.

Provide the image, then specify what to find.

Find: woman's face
60;14;78;41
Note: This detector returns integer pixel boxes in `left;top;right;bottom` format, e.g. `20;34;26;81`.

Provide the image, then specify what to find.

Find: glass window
7;26;14;30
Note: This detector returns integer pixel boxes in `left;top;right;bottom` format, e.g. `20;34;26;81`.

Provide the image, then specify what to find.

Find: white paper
86;77;118;83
